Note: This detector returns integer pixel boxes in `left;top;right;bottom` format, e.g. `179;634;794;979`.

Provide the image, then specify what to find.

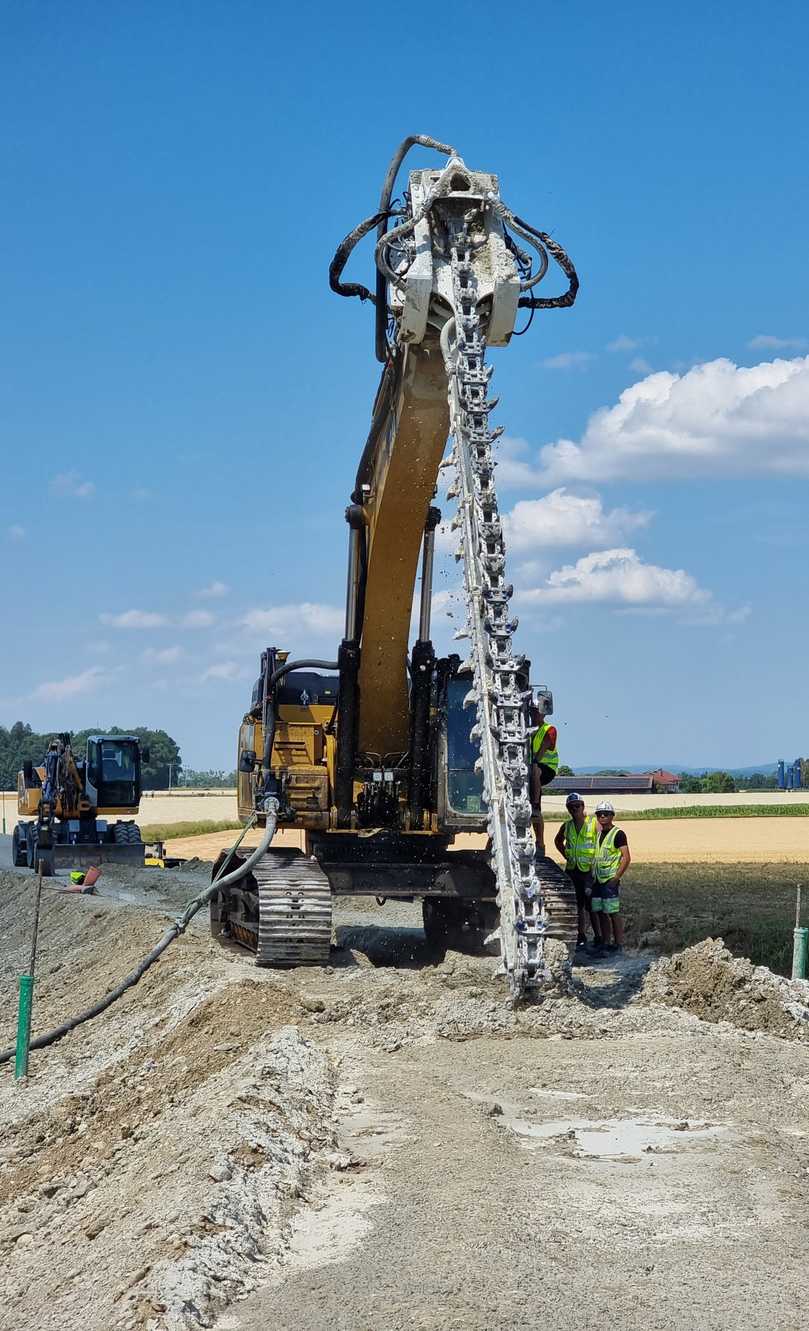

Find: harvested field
0;859;808;1331
163;815;809;864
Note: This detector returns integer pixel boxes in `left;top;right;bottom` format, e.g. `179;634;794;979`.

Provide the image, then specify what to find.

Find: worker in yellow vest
528;691;559;856
591;801;631;954
553;792;599;952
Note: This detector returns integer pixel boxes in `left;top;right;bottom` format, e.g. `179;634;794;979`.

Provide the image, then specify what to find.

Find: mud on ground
1;865;808;1331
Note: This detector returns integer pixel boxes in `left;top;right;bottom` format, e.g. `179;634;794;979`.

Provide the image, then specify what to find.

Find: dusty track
0;867;807;1331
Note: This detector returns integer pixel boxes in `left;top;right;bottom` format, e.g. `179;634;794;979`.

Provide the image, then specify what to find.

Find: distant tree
557;764;575;777
703;770;736;794
181;769;237;789
678;773;705;794
595;769;627;777
736;772;778;791
0;724;182;791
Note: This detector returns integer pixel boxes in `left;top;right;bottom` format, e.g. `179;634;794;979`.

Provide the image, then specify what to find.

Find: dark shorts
591;877;621;914
566;867;594;910
531;763;556;806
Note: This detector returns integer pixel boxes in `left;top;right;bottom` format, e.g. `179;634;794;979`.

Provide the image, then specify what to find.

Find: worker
529;693;559;856
591;801;631;953
553;792;599;952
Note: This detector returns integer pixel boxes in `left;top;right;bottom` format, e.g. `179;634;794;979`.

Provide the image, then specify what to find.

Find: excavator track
253;851;333;967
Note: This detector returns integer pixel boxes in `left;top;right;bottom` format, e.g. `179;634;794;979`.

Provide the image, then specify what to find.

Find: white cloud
748;334;807;351
195;580;229;599
32;665;108;701
51;471;96;499
518;548;712;610
503;488;652;552
142;645;183;666
201;661;247;682
6;524;25;542
241;602;344;638
606;335;641;353
100;609;169;629
540;351;595;371
181;609;216;629
629;356;654;375
536;355;809;482
493;435;541;489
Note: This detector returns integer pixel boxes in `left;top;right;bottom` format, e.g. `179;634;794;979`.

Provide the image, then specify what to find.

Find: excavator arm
329;137;579;994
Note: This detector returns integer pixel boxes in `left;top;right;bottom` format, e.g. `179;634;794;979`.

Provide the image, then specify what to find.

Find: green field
620;862;808;975
544;803;809;824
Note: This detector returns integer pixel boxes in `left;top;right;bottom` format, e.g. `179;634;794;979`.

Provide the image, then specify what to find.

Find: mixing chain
440;218;549;998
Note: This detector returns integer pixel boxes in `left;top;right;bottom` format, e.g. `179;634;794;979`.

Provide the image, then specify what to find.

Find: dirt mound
639;938;809;1039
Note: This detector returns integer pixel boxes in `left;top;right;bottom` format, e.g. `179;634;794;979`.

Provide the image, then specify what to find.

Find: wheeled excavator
211;136;580;997
13;732;149;875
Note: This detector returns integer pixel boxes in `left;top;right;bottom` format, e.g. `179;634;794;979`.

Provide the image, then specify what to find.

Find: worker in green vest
591;801;631;954
553;792;599;952
528;689;559;856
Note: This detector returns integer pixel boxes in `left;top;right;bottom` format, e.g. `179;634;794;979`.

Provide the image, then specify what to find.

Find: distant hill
574;762;780;777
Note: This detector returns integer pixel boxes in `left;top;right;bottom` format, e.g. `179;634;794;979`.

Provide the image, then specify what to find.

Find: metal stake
792;884;807;981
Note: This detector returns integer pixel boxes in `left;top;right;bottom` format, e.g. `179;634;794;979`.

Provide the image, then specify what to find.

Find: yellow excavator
13;732;148;875
211;136;580;997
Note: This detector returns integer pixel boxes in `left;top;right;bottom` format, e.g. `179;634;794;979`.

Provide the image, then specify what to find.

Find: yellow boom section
355;342;448;758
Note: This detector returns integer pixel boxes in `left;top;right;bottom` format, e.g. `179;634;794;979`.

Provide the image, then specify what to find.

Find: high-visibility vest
531;723;559;772
564;815;598;871
594;825;623;883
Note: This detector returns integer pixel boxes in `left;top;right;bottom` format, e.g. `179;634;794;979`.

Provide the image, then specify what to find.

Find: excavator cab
85;735;143;811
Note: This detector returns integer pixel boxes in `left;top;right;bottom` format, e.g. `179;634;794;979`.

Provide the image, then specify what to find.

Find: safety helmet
595;800;615;814
565;791;584;807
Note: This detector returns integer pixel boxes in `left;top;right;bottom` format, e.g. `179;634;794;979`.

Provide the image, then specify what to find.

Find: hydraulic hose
0;806;279;1068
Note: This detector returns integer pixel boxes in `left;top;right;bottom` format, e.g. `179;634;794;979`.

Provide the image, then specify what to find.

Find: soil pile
639;937;809;1038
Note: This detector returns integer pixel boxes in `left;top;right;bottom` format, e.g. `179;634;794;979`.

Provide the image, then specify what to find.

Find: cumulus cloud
629;356;654;375
141;646;183;666
51;471;96;499
241;603;344;637
502;488;652;552
196;580;229;599
100;609;169;629
180;609;216;629
536;355;809;482
540;351;595;371
748;334;807;351
518;548;712;610
6;524;25;542
32;666;108;701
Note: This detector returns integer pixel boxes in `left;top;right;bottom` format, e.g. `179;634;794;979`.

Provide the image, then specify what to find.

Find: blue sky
2;0;807;770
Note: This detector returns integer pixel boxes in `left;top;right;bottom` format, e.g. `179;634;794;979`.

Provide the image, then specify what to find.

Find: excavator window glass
446;677;484;814
96;740;140;807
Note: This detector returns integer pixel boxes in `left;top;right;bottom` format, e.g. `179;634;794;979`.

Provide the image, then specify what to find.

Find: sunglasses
596;811;613;818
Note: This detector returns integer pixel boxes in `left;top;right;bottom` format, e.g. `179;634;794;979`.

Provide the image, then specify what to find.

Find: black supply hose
0;807;279;1068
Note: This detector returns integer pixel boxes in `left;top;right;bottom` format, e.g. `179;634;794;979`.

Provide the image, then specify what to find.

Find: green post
15;975;34;1079
14;864;44;1082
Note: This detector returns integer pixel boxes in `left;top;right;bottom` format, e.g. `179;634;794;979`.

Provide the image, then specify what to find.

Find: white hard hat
595;801;615;814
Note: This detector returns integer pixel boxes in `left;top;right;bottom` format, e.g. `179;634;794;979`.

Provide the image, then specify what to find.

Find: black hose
0;811;279;1068
513;220;579;309
329;209;392;303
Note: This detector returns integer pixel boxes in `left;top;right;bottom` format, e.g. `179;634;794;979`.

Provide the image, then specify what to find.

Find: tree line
0;722;182;791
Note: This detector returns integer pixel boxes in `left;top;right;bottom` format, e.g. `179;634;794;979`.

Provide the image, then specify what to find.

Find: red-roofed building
640;769;681;792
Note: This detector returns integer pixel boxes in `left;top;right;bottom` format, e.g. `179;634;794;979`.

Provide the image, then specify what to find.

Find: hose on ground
0;805;279;1068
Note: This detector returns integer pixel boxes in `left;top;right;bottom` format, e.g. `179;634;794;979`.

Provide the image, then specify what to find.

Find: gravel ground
1;863;808;1331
